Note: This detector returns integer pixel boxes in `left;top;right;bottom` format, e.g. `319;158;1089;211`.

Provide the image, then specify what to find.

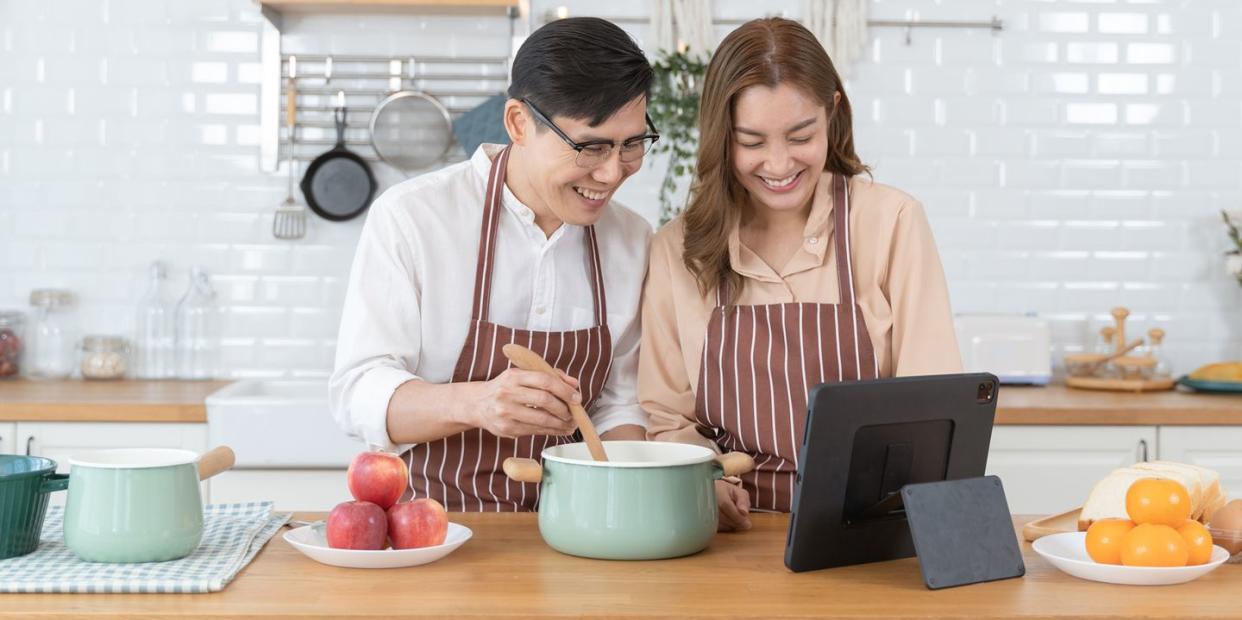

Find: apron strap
832;172;857;309
469;146;607;327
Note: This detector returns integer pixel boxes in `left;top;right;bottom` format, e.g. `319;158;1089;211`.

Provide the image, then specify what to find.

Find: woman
639;18;961;531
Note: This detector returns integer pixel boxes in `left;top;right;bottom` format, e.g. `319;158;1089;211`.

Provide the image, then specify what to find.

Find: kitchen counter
0;380;230;422
995;383;1241;425
0;379;1236;426
0;513;1237;619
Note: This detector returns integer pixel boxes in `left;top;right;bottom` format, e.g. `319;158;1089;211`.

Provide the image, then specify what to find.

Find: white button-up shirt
330;144;653;453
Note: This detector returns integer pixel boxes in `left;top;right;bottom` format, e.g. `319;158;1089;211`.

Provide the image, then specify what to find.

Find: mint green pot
64;449;205;564
504;441;754;560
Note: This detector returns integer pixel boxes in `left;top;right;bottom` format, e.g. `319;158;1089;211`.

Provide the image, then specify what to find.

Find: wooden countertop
995;383;1241;425
0;379;1237;426
1;512;1237;619
0;380;230;422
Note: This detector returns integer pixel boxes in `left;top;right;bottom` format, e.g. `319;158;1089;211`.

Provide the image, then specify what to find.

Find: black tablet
784;373;999;573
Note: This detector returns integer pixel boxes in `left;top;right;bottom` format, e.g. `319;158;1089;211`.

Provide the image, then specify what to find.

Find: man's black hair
508;17;653;127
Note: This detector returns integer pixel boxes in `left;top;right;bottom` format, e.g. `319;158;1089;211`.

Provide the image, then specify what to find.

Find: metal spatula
273;56;307;240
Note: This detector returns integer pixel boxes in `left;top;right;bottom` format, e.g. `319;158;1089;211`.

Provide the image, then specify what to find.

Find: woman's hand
465;369;582;438
715;479;752;532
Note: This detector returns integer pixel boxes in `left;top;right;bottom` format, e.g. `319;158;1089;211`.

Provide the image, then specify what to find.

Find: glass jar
79;335;130;380
28;289;77;380
0;311;25;379
134;261;174;379
174;267;220;380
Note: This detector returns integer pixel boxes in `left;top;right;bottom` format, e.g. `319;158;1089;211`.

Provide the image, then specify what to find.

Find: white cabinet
1157;427;1242;502
987;425;1157;515
209;469;350;512
0;422;14;454
17;422;208;506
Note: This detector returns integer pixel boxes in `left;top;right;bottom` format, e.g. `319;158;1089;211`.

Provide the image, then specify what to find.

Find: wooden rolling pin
502;343;608;462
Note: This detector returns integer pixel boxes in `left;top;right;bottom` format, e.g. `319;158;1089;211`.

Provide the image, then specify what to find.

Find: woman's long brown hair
682;17;868;303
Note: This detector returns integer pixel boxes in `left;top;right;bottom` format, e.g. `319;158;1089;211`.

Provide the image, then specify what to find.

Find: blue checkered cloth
0;502;289;593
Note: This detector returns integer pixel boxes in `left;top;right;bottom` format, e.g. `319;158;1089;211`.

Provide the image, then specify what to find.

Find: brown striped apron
694;172;880;512
401;146;613;512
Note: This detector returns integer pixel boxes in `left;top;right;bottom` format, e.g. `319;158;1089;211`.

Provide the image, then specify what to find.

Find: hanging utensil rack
276;54;509;166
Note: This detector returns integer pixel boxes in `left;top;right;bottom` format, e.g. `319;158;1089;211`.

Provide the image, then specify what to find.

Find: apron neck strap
469;146;607;326
831;172;857;309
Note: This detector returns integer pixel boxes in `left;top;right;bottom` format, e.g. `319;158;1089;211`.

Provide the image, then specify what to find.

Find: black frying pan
300;106;377;222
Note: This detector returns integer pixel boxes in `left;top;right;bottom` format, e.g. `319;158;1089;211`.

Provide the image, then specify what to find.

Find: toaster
954;314;1052;385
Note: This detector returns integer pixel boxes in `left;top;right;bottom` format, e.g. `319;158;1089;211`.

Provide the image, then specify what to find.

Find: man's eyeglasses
521;99;660;169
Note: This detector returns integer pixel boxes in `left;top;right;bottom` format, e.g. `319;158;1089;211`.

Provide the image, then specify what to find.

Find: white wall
1;0;1239;379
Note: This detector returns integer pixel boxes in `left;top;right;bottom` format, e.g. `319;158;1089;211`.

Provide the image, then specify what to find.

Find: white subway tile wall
0;0;1239;380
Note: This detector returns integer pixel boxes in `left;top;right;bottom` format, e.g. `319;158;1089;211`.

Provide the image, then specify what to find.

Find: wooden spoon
502;343;608;462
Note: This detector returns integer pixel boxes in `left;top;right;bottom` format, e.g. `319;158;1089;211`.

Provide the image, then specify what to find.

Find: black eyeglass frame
521;98;661;165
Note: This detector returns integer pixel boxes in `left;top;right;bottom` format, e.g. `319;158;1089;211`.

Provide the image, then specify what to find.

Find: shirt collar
470;143;576;246
727;171;836;280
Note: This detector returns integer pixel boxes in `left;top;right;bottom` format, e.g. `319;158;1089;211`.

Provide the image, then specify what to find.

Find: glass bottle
134;262;174;379
0;310;25;379
28;289;77;380
174;267;220;380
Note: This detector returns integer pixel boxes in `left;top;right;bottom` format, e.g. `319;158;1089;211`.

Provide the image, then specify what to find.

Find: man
330;17;656;512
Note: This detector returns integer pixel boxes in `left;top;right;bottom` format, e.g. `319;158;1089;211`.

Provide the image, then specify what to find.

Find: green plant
647;49;709;224
1224;210;1242;286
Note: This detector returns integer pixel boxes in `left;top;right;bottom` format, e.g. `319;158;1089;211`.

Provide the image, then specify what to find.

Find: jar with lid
0;310;25;379
79;335;130;380
28;289;77;380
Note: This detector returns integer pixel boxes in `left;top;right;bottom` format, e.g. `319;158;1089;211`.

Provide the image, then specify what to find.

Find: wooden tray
1022;507;1082;542
1065;376;1176;393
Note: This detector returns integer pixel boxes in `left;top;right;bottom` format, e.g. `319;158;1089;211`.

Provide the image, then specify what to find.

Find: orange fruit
1125;478;1191;527
1177;521;1215;566
1085;519;1136;564
1120;523;1189;567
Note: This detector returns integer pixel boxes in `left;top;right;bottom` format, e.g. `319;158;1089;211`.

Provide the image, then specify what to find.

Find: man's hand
464;369;582;438
715;479;752;532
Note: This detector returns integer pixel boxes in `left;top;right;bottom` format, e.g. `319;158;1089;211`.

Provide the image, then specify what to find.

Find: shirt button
521;208;534;221
807;237;819;245
534;306;545;315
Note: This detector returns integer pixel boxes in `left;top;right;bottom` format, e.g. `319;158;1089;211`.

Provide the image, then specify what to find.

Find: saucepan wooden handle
503;457;543;483
197;446;235;481
716;452;755;477
502;343;608;462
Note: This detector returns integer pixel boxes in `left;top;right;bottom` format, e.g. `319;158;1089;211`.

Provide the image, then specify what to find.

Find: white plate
1032;532;1230;586
283;521;472;569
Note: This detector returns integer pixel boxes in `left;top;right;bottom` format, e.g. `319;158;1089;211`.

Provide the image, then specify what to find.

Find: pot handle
40;473;69;493
503;457;543;483
714;452;755;479
197;446;236;481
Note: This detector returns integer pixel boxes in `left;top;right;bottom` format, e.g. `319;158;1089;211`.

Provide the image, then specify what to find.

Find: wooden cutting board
1021;507;1082;542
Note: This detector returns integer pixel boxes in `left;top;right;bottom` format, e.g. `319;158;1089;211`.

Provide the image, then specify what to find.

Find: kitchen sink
206;380;362;468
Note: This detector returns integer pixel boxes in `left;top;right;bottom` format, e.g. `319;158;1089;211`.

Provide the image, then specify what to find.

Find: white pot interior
542;441;716;468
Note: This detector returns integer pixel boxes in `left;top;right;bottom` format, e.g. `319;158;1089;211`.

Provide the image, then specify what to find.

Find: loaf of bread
1188;361;1242;383
1078;460;1225;530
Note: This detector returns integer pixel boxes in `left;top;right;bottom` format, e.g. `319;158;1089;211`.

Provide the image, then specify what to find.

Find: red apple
347;450;407;510
387;498;449;549
326;501;388;550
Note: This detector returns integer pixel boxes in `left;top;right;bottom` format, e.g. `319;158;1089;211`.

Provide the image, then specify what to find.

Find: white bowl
283;521;472;569
1032;532;1230;586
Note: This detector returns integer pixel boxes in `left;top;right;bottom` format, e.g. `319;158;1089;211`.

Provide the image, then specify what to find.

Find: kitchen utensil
274;56;307;240
1032;532;1229;585
62;445;235;563
283;521;472;569
369;87;453;175
502;343;607;462
0;455;68;559
503;441;755;560
1064;307;1175;393
1177;375;1242;393
1066;338;1143;377
300;99;377;222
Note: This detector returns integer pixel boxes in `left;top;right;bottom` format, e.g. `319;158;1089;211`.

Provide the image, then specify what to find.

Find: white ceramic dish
1032;532;1230;586
283;521;472;569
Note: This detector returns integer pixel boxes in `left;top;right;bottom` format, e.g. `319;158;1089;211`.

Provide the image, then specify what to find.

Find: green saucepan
504;441;755;560
0;455;69;559
63;446;234;563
